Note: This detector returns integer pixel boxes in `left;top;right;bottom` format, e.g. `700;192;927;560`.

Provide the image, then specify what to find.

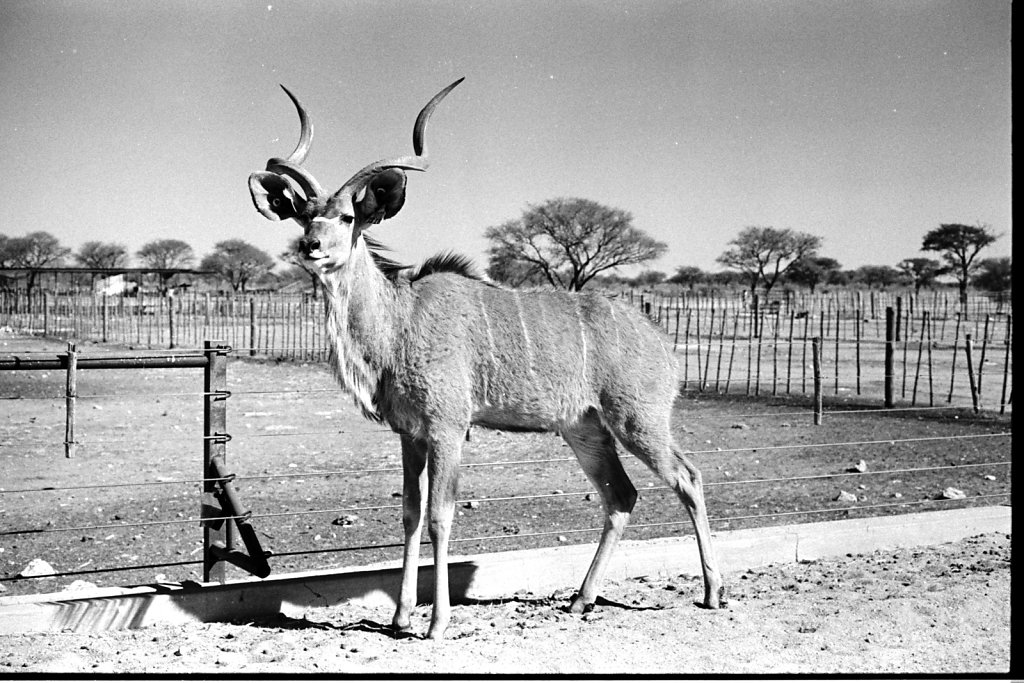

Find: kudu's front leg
424;430;463;640
392;435;428;633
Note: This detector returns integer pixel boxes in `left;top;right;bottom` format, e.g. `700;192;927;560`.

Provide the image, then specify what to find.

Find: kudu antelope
248;78;725;639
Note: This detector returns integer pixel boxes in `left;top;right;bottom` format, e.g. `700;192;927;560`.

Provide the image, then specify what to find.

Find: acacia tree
629;270;666;289
921;223;999;313
895;257;944;293
76;241;129;269
852;265;902;289
200;239;275;293
75;241;129;289
667;266;707;290
3;231;71;304
484;197;667;291
973;257;1011;294
0;234;13;267
485;250;551;288
784;256;842;293
137;239;195;294
716;226;821;296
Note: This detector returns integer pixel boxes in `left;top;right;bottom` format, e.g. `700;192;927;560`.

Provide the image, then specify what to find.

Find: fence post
999;314;1011;414
812;336;823;425
752;293;760;339
672;307;681;351
947;311;962;403
64;342;78;458
101;295;109;342
249;297;257;357
895;295;902;343
964;333;979;414
168;293;176;349
884;306;894;408
203;340;231;583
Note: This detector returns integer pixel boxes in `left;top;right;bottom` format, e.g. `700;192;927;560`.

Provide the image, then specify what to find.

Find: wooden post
673;307;681;351
167;292;176;349
694;304;703;390
925;311;934;406
947;311;962;403
771;309;780;396
812;337;823;425
964;333;979;413
977;314;991;399
895;295;902;343
785;310;795;394
101;295;109;342
702;307;715;390
714;311;726;392
833;306;840;395
911;311;927;406
901;304;910;398
64;342;78;458
801;314;810;394
745;313;753;396
999;314;1011;414
203;340;231;583
682;310;691;389
884;307;894;408
724;314;738;394
249;297;257;357
754;310;763;396
752;293;760;339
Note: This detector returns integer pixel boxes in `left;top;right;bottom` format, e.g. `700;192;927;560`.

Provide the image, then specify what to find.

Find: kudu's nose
299;236;321;257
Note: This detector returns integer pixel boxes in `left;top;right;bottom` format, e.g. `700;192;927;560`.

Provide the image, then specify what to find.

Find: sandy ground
0;531;1011;675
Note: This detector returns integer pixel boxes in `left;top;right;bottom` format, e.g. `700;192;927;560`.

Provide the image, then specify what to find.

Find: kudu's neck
317;239;409;419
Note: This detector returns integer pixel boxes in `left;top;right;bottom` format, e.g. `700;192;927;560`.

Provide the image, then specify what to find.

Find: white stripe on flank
478;288;497;363
513;290;535;374
576;298;588;376
607;297;620;354
478;288;495;405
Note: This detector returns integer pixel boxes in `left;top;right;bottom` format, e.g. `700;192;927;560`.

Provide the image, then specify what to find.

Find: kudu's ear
355;168;408;225
248;171;307;221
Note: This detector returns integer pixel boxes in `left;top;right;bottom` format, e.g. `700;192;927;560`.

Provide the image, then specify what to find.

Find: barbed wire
0;458;1009;539
0;432;1010;498
2;491;1007;585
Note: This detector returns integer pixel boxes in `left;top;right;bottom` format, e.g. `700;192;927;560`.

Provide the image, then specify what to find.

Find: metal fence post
64;342;78;458
203;340;230;582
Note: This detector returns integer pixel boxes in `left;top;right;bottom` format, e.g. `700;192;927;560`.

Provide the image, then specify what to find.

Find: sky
0;0;1012;277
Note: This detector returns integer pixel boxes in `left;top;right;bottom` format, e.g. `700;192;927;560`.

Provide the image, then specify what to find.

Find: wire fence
0;341;1012;597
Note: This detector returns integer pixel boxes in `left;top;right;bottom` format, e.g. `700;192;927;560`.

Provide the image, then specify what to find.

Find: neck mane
319;239;405;421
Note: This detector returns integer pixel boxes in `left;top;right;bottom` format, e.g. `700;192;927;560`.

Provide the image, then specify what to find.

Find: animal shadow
243;613;420;640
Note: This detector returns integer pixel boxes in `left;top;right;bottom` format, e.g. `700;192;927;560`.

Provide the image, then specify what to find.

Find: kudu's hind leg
561;409;638;613
392;435;428;632
614;428;726;608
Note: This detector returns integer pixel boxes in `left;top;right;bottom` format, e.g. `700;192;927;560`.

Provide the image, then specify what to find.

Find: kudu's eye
340;215;355;225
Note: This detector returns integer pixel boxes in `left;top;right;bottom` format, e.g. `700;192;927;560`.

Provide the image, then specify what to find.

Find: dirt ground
1;334;1011;596
0;531;1011;675
0;331;1014;674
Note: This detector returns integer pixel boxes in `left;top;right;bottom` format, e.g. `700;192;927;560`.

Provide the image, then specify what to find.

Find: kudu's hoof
567;595;596;614
703;585;728;609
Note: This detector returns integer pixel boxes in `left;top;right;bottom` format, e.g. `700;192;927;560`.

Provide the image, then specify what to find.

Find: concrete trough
0;505;1010;634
